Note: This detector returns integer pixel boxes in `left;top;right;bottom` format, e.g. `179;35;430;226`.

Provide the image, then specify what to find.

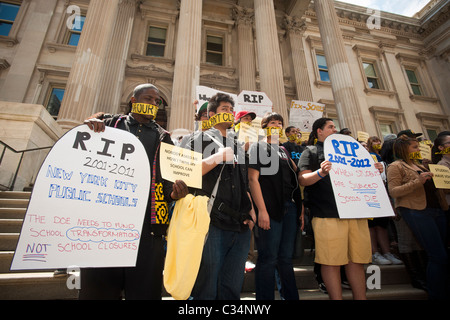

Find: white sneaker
383;253;403;265
372;252;392;265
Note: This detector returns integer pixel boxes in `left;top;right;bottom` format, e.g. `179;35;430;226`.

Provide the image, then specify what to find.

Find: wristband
317;170;325;179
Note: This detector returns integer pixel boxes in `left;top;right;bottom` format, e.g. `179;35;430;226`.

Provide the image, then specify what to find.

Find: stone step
0;219;23;233
0;272;78;300
238;284;428;300
0;198;30;209
0;207;27;219
0;270;426;300
0;233;19;251
0;191;32;200
241;264;411;292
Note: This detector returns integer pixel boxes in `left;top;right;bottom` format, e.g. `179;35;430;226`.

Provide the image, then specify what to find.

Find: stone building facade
0;0;449;190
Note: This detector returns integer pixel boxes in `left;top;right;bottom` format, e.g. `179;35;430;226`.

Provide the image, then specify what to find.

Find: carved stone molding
282;14;307;35
232;5;254;27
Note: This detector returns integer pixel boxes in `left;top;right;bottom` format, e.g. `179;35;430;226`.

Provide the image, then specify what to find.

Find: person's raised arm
202;147;234;176
84;112;106;132
298;160;332;186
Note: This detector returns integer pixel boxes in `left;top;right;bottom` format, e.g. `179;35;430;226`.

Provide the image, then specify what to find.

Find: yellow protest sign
357;131;370;142
429;164;450;189
237;122;259;143
300;132;310;143
160;143;202;189
419;142;432;161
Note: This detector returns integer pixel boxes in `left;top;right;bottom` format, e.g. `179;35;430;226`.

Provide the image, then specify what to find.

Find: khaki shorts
312;217;371;266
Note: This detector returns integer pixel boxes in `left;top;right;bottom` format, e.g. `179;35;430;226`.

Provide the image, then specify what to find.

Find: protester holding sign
366;136;403;265
283;126;305;164
184;92;256;300
387;134;449;300
248;113;304;300
298;118;374;300
80;83;188;300
433;132;450;205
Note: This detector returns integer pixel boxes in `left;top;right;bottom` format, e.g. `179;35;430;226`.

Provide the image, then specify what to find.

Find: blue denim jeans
255;201;299;300
191;224;251;300
398;207;449;300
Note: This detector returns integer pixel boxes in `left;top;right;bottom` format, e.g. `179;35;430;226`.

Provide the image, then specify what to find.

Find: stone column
283;15;313;101
168;0;203;131
254;0;288;121
314;0;365;132
0;0;58;103
57;0;120;130
96;0;138;114
233;5;257;91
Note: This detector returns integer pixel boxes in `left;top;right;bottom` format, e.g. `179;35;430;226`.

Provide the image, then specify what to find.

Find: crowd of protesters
80;84;448;301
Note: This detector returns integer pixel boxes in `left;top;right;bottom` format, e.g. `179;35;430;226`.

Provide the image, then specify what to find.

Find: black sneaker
318;282;327;294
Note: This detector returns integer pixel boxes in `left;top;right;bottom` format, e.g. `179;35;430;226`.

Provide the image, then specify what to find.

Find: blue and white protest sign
11;125;150;270
324;134;395;219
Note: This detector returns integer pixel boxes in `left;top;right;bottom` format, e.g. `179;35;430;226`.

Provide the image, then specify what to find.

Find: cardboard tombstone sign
11;125;150;270
324;134;395;219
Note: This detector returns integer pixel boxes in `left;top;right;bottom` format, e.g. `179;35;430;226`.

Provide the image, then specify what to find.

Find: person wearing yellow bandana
299;118;376;300
184;92;256;300
81;83;189;300
283;126;305;164
234;110;256;152
367;136;382;162
387;134;449;300
248;112;304;300
432;132;450;207
234;110;256;131
178;101;210;148
367;135;403;266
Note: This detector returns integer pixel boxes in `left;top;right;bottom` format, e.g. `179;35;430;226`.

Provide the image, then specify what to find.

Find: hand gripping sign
11;125;150;270
324;134;395;219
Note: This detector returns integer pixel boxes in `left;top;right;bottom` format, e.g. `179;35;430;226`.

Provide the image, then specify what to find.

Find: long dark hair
432;133;450;164
308;117;333;145
393;134;418;163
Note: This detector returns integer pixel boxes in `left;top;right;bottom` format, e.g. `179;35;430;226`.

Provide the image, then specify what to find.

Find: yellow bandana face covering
265;127;284;137
131;103;159;118
208;113;235;128
201;120;212;131
436;147;450;155
409;152;423;160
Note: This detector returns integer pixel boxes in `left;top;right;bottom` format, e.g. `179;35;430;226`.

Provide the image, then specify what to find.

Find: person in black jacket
248;113;304;300
80;83;188;300
183;92;256;300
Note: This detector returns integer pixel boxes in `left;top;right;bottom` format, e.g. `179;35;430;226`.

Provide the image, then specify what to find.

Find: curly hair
207;93;235;116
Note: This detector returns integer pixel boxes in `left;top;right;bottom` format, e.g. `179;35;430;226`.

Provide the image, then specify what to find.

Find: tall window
66;15;85;46
206;35;223;66
0;1;20;36
316;54;330;82
380;123;394;138
146;26;167;57
405;69;422;96
426;129;438;142
363;62;380;89
46;87;65;118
